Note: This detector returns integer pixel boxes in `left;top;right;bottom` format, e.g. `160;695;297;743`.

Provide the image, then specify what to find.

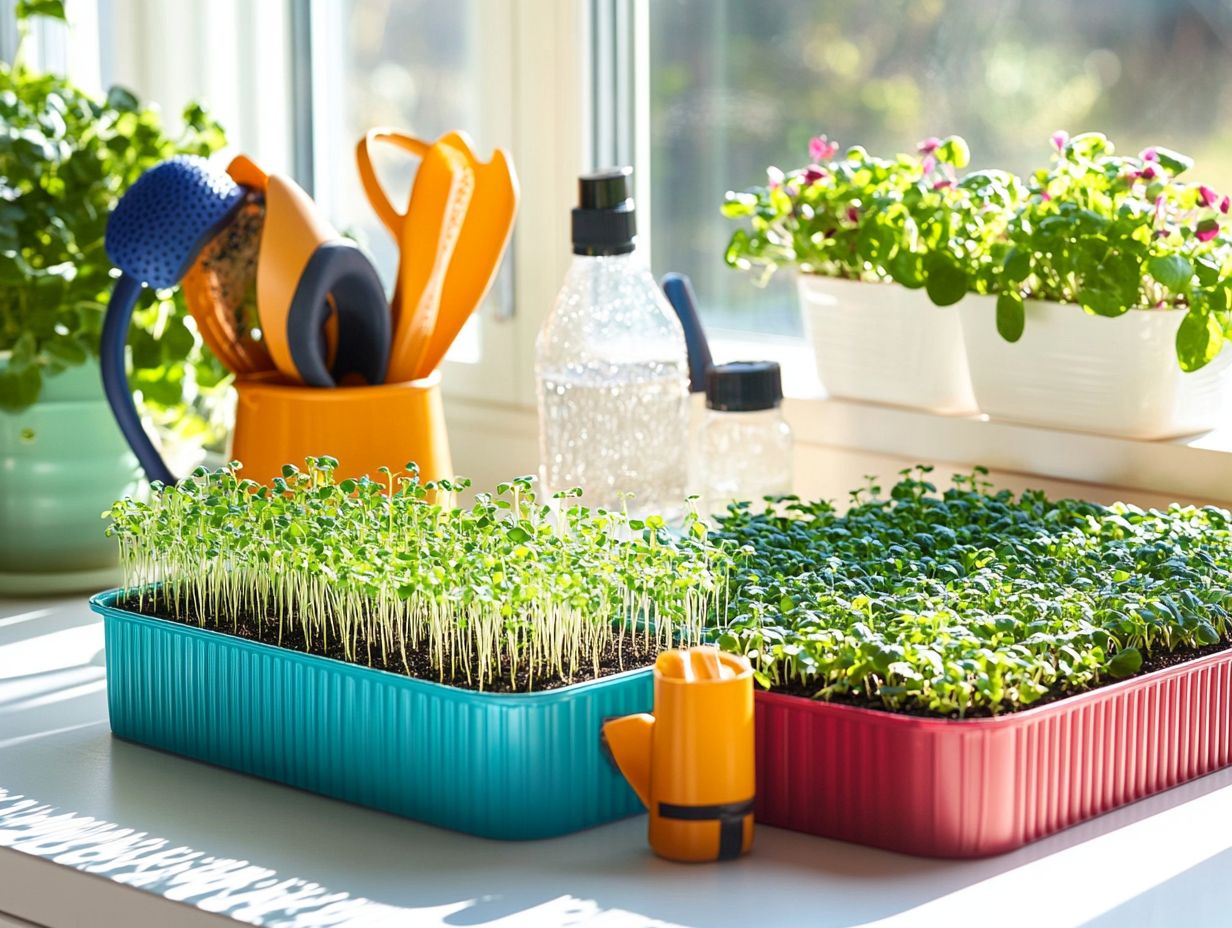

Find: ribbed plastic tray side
95;593;650;840
755;647;1232;858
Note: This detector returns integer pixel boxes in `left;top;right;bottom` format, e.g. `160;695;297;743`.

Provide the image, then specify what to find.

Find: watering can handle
356;129;432;239
100;273;176;486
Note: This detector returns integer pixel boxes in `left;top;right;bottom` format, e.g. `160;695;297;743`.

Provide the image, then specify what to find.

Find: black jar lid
705;361;783;412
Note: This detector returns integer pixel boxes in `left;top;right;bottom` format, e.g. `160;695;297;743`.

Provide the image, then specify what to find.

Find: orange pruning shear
357;129;518;382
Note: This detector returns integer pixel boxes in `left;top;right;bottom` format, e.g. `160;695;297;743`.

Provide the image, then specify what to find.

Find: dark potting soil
770;636;1232;720
117;596;659;694
116;595;1232;713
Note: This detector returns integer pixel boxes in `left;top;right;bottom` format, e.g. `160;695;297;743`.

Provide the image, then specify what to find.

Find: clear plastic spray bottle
535;168;689;518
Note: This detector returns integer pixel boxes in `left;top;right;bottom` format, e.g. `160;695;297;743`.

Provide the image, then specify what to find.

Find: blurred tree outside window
648;0;1232;337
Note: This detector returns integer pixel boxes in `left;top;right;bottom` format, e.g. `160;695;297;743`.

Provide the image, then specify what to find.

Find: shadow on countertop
3;736;1224;928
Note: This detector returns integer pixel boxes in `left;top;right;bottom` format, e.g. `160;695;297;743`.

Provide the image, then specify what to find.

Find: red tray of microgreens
103;457;726;692
711;466;1232;857
714;466;1232;716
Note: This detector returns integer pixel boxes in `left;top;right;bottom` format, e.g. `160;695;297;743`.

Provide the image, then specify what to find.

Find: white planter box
959;296;1232;439
797;275;978;415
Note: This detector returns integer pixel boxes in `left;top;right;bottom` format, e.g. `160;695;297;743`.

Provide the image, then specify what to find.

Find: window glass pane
648;0;1232;338
313;0;507;359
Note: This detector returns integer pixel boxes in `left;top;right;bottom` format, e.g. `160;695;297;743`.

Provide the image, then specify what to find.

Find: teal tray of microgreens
710;466;1232;857
91;458;727;840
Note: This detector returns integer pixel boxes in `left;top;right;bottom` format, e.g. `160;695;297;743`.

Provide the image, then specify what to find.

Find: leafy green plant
0;0;229;434
721;133;1023;306
723;129;1232;371
987;132;1232;371
713;466;1232;717
104;458;729;691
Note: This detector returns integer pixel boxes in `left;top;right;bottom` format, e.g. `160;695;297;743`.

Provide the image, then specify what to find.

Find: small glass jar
700;361;793;516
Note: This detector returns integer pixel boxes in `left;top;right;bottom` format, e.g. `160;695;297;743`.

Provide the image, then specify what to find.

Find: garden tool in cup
101;155;251;484
252;164;390;388
358;135;473;383
101;155;391;485
603;647;755;862
357;129;518;380
177;157;275;378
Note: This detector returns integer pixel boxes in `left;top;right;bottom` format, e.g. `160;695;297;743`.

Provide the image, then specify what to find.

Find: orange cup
229;372;451;485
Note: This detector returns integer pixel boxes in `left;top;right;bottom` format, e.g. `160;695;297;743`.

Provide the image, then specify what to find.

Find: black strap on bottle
657;798;754;861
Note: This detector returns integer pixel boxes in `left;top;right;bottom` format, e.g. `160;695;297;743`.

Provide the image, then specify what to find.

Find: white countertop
2;594;1231;928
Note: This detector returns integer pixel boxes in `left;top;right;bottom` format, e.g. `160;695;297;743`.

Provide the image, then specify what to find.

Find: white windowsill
783;396;1232;506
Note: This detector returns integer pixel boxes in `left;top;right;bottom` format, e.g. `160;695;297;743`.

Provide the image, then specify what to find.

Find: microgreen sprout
105;458;729;691
714;466;1232;717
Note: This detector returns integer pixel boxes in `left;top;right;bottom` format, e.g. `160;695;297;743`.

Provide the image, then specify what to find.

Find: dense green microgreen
1;1;230;435
723;131;1232;370
104;458;729;691
721;133;1023;305
713;467;1232;718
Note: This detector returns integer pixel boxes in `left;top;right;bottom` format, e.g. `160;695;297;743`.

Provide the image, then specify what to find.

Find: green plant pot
0;359;140;594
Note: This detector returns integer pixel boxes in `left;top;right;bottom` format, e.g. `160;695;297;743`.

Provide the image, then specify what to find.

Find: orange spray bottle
602;646;755;862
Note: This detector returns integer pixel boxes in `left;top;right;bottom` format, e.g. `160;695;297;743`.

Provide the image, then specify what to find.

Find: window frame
43;0;1232;505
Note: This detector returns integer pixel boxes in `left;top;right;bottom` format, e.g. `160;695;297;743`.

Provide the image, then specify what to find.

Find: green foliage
724;130;1232;369
15;0;65;22
713;467;1232;717
721;135;1022;305
104;459;729;691
995;291;1025;342
1177;305;1224;372
988;133;1232;369
0;42;228;422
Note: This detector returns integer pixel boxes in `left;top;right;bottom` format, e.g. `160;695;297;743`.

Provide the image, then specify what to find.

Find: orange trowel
357;129;518;381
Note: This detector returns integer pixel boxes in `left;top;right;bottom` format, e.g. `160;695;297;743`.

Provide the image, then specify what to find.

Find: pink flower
1221;196;1230;214
922;154;937;174
1041;191;1052;202
845;205;860;223
767;166;785;189
1154;194;1166;225
1140;147;1158;162
932;179;953;190
1140;164;1159;181
803;164;827;184
1050;130;1069;152
1196;219;1220;242
917;136;941;155
809;135;839;161
1199;185;1219;207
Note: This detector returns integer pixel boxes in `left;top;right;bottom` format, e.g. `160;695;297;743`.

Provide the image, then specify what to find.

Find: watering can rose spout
601;646;755;862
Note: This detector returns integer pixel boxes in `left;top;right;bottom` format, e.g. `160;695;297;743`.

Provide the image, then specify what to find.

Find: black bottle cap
705;361;783;412
573;167;636;255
